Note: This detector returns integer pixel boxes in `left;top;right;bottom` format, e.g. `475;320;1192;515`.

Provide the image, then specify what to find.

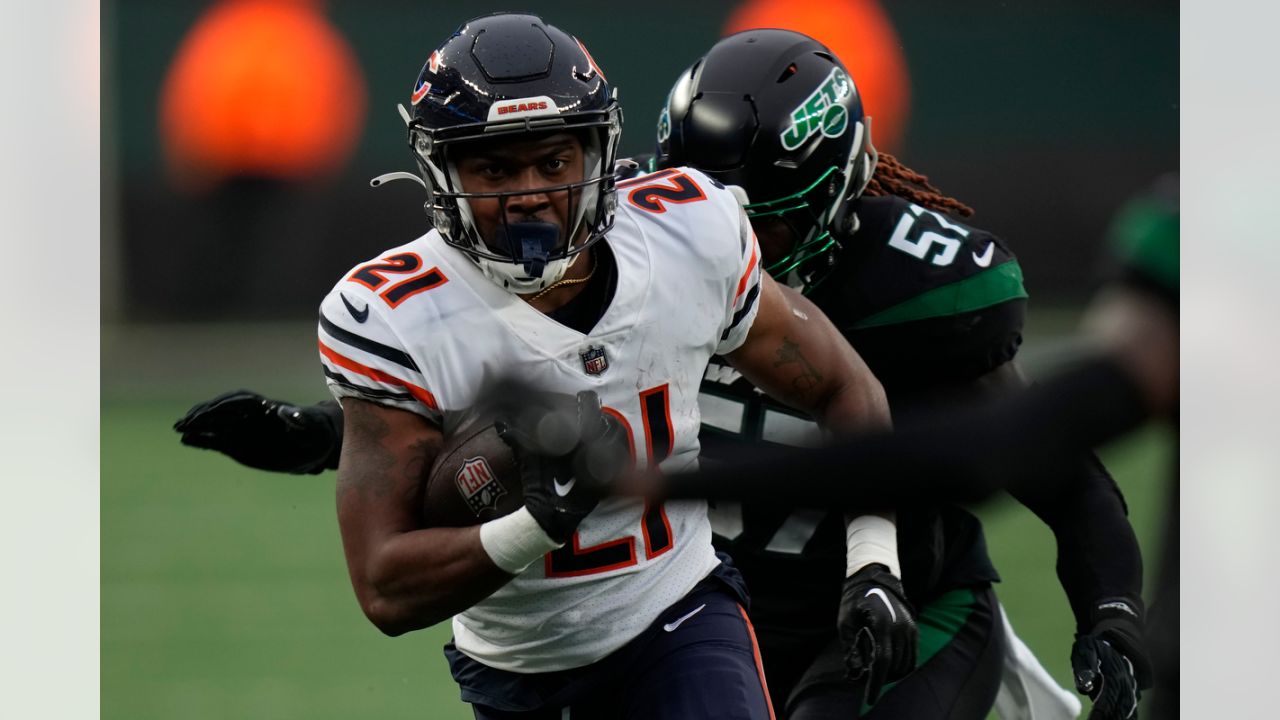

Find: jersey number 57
887;203;971;267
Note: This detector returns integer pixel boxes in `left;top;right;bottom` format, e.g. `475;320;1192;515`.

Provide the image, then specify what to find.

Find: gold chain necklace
529;253;598;301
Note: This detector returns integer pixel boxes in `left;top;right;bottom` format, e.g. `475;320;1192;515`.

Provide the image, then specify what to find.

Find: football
422;423;524;527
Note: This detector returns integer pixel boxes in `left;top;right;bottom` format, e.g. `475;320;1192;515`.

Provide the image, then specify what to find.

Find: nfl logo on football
580;345;608;375
454;457;507;515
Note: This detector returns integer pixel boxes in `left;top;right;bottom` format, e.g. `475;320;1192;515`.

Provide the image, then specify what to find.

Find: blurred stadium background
101;1;1176;717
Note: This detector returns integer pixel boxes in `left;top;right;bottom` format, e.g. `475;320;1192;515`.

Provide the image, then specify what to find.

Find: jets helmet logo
779;67;854;151
455;457;507;516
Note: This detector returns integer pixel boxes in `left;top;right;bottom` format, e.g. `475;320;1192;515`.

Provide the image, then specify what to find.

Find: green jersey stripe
851;260;1028;330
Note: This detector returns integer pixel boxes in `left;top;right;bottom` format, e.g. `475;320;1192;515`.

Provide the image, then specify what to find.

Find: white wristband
845;513;900;578
479;506;565;575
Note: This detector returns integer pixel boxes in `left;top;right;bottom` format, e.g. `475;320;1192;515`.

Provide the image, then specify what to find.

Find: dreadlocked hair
864;153;974;218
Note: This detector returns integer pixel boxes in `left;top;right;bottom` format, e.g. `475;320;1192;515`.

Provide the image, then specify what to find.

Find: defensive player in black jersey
640;30;1149;720
647;172;1178;719
175;30;1150;719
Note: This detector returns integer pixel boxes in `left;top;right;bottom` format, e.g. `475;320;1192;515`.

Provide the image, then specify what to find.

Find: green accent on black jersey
851;259;1028;330
1110;196;1179;294
862;587;979;714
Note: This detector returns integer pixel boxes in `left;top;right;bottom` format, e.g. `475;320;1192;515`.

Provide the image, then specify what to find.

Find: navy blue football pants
445;565;775;719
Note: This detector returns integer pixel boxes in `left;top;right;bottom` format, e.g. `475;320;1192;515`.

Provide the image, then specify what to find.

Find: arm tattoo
774;336;824;401
337;401;397;501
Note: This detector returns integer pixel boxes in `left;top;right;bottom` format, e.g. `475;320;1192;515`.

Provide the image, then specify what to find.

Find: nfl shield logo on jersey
580;345;609;375
454;457;507;516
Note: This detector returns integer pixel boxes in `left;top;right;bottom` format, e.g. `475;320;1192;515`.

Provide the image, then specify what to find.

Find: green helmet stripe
764;232;836;276
743;166;839;214
747;165;844;290
747;202;809;219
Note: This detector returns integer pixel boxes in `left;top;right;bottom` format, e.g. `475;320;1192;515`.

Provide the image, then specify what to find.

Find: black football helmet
402;13;623;293
656;29;876;290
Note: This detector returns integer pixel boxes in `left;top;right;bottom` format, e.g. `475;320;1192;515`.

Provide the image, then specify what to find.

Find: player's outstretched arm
968;363;1148;624
724;275;890;435
972;361;1154;711
725;275;919;690
174;390;343;474
335;398;512;635
636;352;1149;508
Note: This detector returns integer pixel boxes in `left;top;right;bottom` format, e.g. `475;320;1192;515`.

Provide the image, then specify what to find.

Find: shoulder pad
819;194;1025;330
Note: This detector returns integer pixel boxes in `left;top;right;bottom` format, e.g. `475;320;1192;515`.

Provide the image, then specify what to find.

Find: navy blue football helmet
401;13;623;293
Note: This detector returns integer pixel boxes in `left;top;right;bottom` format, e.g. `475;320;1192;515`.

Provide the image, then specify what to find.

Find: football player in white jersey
313;13;893;719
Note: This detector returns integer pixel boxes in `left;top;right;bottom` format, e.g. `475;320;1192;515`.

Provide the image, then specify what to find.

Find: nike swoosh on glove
839;563;918;705
496;390;624;543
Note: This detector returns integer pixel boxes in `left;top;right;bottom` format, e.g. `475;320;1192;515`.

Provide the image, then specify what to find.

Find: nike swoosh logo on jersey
341;293;369;323
972;242;995;267
865;587;897;622
663;603;707;632
553;477;576;497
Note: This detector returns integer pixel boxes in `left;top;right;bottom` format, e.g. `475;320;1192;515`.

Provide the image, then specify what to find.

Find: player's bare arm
726;275;890;434
723;263;913;697
336;398;511;635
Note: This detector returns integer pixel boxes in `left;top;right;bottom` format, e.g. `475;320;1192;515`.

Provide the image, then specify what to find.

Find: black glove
496;390;625;543
838;564;918;705
570;391;632;488
1071;597;1153;719
174;391;343;475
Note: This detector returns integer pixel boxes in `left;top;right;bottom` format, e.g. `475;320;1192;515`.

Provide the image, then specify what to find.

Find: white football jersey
317;167;763;672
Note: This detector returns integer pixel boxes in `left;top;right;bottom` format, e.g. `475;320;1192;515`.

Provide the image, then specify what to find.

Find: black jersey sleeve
1009;451;1145;633
666;354;1150;509
985;359;1144;632
318;399;344;471
808;195;1028;395
845;300;1026;400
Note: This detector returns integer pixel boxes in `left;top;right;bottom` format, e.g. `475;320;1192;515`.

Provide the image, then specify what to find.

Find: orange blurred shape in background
160;0;367;190
725;0;910;154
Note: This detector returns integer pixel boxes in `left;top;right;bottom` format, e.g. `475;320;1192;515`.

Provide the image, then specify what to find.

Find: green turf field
102;321;1174;719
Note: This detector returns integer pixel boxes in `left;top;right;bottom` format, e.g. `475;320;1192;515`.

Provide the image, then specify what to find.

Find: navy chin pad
495;221;562;277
